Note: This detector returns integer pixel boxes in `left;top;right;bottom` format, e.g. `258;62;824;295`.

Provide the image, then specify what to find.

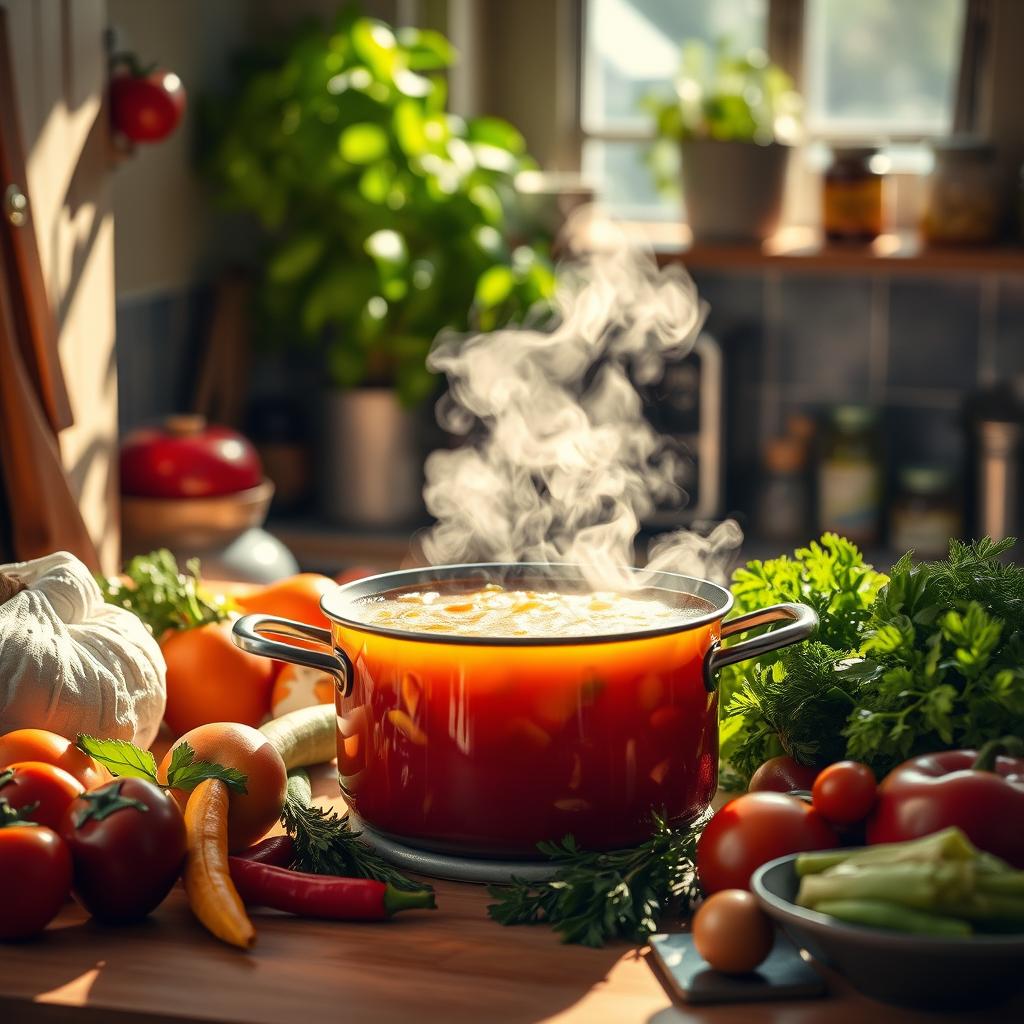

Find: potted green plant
645;41;802;242
203;11;553;527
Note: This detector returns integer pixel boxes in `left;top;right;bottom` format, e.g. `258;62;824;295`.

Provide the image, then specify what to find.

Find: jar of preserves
823;147;884;241
922;140;1000;245
889;466;961;557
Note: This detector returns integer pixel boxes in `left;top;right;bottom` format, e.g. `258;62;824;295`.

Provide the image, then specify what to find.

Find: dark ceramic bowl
752;854;1024;1010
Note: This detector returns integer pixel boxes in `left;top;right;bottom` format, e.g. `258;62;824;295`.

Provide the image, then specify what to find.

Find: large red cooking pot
233;564;816;856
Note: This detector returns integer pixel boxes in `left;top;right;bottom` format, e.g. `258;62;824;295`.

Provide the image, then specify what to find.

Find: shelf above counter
621;222;1024;276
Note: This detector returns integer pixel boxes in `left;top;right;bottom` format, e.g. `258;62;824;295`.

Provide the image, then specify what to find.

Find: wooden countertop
1;766;1019;1024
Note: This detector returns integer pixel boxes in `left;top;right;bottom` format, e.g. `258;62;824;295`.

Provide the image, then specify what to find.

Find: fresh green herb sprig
724;536;1024;782
487;813;702;948
96;549;231;637
281;770;429;894
76;735;248;794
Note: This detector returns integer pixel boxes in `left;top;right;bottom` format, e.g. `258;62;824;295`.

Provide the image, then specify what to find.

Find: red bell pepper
867;737;1024;868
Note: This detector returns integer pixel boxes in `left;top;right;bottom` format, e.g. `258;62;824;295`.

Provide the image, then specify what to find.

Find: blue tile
775;276;873;400
887;278;979;390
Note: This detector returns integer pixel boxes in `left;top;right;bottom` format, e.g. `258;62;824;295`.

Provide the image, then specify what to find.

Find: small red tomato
748;755;818;794
812;761;877;825
697;792;838;894
110;67;186;143
0;761;84;830
0;818;72;939
692;889;775;974
60;778;186;923
0;728;107;789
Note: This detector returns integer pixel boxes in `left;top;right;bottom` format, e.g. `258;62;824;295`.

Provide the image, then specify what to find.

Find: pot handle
703;602;818;693
232;613;353;698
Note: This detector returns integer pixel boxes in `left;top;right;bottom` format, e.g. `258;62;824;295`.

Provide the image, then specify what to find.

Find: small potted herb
202;11;553;526
644;40;802;242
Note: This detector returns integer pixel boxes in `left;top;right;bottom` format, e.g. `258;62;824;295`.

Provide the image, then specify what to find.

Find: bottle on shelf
816;405;883;547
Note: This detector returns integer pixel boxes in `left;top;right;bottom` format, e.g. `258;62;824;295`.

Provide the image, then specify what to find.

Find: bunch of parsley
723;535;1024;782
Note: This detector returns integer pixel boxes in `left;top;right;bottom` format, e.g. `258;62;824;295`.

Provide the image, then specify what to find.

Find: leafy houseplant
645;41;802;242
203;11;554;407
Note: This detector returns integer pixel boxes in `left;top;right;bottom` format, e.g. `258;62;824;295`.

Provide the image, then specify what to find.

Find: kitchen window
579;0;969;219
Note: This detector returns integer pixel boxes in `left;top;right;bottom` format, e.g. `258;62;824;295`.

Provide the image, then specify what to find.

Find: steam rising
422;214;742;589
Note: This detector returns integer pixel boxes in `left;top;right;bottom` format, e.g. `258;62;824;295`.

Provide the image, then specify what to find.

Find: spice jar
823;147;884;241
759;437;810;544
890;466;961;557
922;140;1000;245
817;406;882;546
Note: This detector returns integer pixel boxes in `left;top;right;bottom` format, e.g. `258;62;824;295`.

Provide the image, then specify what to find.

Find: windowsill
622;222;1024;275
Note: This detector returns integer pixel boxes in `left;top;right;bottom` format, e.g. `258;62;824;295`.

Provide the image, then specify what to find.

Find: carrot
259;703;336;770
183;778;256;949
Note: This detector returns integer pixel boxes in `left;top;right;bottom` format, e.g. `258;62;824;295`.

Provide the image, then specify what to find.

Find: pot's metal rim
319;562;734;647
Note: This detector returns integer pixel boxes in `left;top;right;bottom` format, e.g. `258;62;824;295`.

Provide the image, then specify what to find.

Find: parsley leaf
165;741;248;795
95;549;232;637
77;736;248;795
77;735;159;781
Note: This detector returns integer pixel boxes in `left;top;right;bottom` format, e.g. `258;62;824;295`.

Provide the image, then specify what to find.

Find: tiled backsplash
116;266;1024;540
691;268;1024;536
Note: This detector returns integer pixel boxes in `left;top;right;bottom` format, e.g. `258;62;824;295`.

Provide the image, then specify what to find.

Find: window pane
582;0;768;133
806;0;965;135
582;138;673;221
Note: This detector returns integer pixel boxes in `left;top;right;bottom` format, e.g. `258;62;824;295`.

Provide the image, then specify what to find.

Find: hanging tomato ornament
109;55;186;144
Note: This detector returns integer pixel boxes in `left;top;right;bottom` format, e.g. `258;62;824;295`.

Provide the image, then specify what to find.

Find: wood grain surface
0;764;1020;1024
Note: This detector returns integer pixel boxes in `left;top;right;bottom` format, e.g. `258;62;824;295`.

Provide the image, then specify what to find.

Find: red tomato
59;778;186;923
0;728;107;789
812;761;877;825
697;792;839;894
110;69;186;143
0;823;72;939
748;755;818;794
0;761;84;830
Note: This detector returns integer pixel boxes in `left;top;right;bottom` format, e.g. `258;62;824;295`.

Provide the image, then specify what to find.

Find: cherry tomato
0;818;72;939
59;778;186;923
692;889;774;974
110;68;186;143
812;760;877;825
697;792;838;894
0;728;107;789
0;761;84;830
748;755;818;794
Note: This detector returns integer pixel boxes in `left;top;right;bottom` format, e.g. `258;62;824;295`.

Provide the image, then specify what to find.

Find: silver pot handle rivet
4;184;27;226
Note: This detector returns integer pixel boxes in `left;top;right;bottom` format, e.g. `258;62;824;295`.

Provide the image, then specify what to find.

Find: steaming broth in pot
354;582;708;638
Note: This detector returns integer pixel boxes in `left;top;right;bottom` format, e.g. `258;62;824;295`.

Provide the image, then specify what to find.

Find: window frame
575;0;972;220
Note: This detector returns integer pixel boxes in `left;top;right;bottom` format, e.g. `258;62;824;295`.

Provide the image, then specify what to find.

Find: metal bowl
752;854;1024;1010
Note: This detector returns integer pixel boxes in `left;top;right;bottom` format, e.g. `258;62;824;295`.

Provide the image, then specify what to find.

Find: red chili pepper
227;858;436;919
235;835;295;868
867;737;1024;867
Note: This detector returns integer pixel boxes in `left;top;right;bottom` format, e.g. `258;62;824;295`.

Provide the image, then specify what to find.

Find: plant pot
680;139;790;243
320;388;426;529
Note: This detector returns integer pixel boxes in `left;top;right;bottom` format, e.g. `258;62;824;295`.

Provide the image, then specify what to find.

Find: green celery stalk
795;828;981;877
798;862;973;910
815;899;972;937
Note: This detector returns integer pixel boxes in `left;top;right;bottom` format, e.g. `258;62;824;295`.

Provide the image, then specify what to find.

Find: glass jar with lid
890;466;961;556
922;140;1001;245
823;147;884;241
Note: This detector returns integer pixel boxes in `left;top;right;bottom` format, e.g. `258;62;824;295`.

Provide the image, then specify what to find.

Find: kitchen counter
1;765;1018;1024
